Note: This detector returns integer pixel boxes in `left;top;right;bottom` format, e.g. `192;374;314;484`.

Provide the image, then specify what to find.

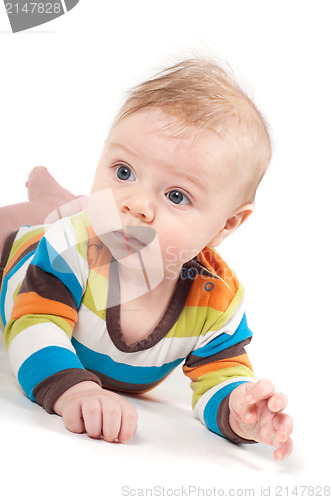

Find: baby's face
90;108;240;279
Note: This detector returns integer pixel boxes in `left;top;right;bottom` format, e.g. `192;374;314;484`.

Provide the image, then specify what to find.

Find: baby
0;58;293;460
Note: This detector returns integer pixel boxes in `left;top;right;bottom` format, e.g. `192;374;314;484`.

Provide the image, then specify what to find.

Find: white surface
0;335;324;499
1;1;331;498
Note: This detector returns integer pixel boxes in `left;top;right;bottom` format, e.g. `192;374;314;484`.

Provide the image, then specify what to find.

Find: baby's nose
120;193;155;222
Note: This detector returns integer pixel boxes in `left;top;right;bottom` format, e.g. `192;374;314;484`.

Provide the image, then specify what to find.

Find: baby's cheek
163;241;199;267
158;223;201;265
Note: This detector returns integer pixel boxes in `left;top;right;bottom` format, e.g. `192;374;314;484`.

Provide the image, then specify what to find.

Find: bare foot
26;166;77;205
0;168;86;255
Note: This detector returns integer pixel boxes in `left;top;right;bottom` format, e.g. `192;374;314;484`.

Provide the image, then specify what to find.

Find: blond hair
115;58;272;202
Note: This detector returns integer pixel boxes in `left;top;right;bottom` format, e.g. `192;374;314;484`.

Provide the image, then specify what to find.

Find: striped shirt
0;210;256;443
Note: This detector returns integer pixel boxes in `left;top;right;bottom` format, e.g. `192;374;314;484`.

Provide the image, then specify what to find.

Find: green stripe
166;306;223;339
13;282;21;301
4;314;73;350
70;211;90;263
82;272;108;319
8;226;46;262
166;284;244;339
190;365;254;408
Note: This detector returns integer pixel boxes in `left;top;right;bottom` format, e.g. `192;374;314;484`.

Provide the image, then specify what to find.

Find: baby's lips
125;226;156;246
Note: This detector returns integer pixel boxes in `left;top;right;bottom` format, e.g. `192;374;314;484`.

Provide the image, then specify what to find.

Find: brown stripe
5;241;39;276
33;368;102;413
18;264;77;310
185;338;252;368
217;395;256;444
0;230;18;292
89;368;165;393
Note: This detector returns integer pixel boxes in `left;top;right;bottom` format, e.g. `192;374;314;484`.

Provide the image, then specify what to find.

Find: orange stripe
86;227;112;280
183;354;253;381
5;231;45;272
86;224;97;241
185;274;235;311
200;248;239;293
11;292;77;327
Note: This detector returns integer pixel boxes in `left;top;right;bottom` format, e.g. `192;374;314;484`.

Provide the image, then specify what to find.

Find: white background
0;1;331;498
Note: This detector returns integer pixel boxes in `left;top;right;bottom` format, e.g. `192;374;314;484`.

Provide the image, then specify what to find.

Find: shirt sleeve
4;216;101;413
183;303;257;444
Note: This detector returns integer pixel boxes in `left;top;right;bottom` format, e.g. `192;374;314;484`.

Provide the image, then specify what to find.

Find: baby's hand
53;381;138;443
229;379;293;460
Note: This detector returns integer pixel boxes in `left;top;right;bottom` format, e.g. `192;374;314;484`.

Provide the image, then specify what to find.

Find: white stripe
8;322;76;377
74;303;197;367
43;218;89;288
193;376;256;425
4;257;33;323
195;298;245;349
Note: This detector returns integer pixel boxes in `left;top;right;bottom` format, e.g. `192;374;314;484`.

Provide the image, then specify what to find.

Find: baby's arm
53;381;138;443
183;312;258;442
183;308;293;459
3;214;139;443
229;379;293;460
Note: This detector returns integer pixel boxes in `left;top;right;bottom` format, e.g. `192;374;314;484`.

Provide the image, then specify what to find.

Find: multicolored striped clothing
0;210;256;443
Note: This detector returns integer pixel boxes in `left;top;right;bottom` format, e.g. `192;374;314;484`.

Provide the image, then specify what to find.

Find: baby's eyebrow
180;172;206;192
107;141;136;157
108;141;206;193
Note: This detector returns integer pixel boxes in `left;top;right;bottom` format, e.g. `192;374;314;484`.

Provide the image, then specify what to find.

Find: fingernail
244;412;252;422
280;432;287;442
245;394;253;403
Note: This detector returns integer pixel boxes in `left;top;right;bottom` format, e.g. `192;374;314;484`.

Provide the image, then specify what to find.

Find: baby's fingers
272;412;294;443
81;397;103;438
101;396;138;443
271;412;293;460
267;392;288;413
274;436;293;461
245;379;275;405
100;400;122;442
117;402;138;444
62;400;85;434
229;383;258;425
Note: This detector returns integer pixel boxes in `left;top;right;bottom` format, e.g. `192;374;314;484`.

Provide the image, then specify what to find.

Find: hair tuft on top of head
116;59;243;131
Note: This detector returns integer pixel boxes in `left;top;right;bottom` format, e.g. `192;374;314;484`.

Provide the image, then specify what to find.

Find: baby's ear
208;203;254;247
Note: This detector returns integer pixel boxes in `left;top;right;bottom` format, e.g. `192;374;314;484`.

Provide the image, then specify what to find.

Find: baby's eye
166;190;190;205
116;165;135;181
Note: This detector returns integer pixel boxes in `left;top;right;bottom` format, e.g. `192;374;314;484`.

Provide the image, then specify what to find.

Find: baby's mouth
112;230;145;249
111;226;156;249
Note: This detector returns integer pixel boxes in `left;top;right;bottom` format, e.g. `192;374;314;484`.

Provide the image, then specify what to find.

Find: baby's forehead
108;107;237;155
107;110;240;200
109;108;234;163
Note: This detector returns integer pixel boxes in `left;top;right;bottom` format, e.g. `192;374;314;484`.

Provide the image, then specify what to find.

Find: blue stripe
31;237;82;308
203;380;249;437
0;250;36;327
192;314;252;358
18;346;85;401
72;337;184;385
